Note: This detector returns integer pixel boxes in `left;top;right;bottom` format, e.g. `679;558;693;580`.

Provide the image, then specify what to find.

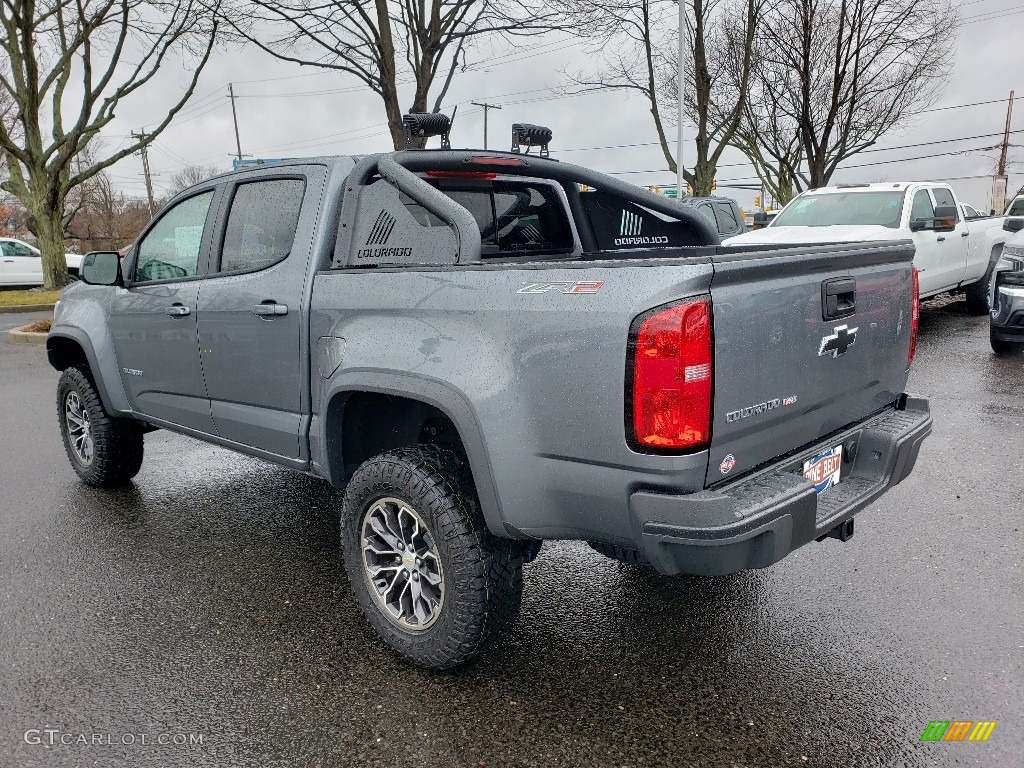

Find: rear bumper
631;395;932;576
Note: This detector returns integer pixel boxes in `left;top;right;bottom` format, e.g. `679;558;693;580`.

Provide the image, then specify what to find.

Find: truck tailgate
706;242;916;487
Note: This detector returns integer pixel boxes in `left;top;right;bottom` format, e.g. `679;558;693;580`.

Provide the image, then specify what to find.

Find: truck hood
723;225;898;246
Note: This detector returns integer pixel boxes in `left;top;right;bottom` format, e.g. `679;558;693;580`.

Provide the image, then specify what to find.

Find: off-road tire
57;366;144;487
588;541;651;566
990;326;1024;355
340;445;523;670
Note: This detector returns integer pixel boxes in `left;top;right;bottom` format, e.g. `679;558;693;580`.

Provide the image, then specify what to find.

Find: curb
7;325;48;345
0;303;56;314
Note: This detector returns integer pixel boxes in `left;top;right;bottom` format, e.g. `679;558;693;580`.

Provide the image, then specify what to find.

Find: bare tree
169;164;223;195
561;0;761;196
64;171;151;252
726;33;804;205
0;1;219;289
225;1;565;150
753;0;954;190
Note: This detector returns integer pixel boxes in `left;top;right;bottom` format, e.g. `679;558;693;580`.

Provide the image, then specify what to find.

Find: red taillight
908;267;920;367
630;298;713;451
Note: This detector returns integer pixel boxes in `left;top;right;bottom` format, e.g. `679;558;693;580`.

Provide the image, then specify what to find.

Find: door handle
252;303;288;317
961;231;969;237
2;259;13;263
165;305;191;317
936;236;946;242
821;276;856;320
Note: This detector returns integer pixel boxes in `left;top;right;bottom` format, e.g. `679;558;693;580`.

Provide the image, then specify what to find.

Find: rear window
713;202;739;234
402;180;574;258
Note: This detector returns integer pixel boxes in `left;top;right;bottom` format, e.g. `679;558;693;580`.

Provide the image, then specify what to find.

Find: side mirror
909;219;927;232
1003;218;1024;233
753;211;768;223
80;251;123;286
932;205;958;231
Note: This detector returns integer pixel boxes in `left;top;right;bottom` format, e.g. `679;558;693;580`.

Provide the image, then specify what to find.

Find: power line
962;6;1024;23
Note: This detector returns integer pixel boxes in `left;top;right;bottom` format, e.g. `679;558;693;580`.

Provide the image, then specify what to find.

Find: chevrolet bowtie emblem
819;324;858;358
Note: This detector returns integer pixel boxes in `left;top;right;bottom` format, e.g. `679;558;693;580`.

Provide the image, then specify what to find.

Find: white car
723;182;1011;313
0;238;83;286
959;202;986;219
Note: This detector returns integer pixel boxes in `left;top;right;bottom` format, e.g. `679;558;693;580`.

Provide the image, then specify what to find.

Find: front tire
340;446;523;670
57;367;144;486
991;326;1024;355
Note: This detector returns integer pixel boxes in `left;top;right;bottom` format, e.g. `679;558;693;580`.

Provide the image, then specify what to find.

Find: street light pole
676;1;689;199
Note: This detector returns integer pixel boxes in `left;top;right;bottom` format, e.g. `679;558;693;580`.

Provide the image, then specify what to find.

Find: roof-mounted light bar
511;123;552;157
403;112;452;150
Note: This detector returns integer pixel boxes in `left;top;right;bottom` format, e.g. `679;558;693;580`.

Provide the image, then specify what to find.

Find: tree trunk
34;203;70;290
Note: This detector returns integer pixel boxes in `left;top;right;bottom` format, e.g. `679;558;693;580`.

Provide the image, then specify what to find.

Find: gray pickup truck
47;141;932;669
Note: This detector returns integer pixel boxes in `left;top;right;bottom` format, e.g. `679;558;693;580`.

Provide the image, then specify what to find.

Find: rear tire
339;446;523;670
991;327;1024;355
57;367;144;487
965;253;999;315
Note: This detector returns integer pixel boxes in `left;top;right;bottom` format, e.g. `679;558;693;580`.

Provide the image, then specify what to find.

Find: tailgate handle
822;277;856;320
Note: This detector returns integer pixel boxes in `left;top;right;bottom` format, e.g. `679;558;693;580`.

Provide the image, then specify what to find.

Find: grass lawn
0;289;62;307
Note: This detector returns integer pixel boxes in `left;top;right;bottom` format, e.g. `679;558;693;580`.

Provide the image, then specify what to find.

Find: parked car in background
0;237;83;286
989;217;1024;354
723;182;1010;314
676;196;748;239
1005;195;1024;217
959;202;986;219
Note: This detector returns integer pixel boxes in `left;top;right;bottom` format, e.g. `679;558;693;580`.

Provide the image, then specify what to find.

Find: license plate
803;445;843;495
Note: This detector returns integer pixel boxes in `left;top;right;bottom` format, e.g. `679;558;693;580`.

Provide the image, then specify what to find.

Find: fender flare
46;328;131;416
318;370;508;538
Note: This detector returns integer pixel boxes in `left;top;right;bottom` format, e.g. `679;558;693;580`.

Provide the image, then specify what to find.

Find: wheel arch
319;373;508;538
46;330;129;416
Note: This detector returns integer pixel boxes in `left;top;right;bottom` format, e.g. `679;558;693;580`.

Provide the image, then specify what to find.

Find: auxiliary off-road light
511;123;552;157
403;113;452;150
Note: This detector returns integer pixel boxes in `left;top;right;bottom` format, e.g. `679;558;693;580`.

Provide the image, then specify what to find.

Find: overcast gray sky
101;0;1023;212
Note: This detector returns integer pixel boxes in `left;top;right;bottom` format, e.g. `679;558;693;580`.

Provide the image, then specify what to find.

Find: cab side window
931;188;960;221
11;242;36;257
910;190;934;224
218;179;306;273
135;192;214;282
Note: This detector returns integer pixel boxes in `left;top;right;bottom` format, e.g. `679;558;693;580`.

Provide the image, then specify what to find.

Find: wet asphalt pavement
0;298;1021;768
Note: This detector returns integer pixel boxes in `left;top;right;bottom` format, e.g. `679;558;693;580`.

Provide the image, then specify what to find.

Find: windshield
770;191;905;228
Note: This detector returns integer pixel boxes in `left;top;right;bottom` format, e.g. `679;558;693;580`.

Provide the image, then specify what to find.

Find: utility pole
471;102;501;149
993;90;1014;215
131;130;156;217
228;83;244;164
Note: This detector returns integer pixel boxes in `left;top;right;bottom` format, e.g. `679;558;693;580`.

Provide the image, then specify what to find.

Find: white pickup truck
0;237;84;286
724;182;1009;313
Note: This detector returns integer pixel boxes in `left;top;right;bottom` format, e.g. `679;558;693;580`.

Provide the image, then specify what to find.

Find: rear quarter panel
311;260;716;541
